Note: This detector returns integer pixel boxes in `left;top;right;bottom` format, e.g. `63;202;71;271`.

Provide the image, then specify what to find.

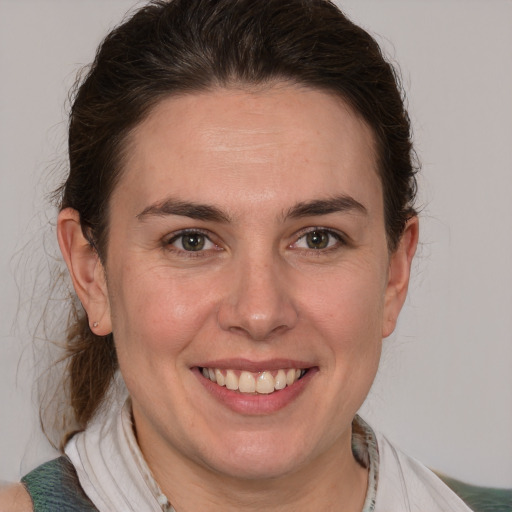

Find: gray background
1;0;511;487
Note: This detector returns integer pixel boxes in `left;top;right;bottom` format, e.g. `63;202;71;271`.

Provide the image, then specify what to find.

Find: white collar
65;397;379;512
65;397;173;512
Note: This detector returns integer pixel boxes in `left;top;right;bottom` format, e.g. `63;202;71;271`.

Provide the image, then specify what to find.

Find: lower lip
193;368;316;415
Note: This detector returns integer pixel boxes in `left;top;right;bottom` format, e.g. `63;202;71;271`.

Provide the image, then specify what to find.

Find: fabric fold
65;397;172;512
64;395;469;511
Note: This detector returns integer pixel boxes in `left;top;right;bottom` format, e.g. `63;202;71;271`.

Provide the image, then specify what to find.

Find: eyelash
291;227;346;253
163;227;346;257
164;229;220;257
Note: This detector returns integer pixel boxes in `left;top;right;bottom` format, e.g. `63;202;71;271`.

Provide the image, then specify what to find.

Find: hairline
92;80;390;260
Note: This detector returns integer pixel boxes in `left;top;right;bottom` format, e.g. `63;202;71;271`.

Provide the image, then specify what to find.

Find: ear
57;208;112;336
382;216;419;338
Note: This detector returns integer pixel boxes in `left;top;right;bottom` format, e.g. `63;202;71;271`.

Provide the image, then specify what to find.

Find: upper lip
195;358;315;372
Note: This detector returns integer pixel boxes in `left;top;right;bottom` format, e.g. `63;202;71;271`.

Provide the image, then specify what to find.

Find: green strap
436;472;512;512
21;456;98;512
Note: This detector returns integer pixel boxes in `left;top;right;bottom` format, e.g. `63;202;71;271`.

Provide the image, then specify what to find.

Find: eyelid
290;226;347;250
166;227;210;242
164;228;222;254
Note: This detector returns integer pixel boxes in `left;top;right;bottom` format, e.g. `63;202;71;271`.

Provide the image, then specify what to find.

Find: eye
293;229;342;250
167;231;216;252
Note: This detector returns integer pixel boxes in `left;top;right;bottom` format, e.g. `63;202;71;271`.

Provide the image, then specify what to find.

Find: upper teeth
201;368;305;394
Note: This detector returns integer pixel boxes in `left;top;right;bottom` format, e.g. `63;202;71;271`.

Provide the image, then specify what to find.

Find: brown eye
169;232;215;252
181;233;205;251
305;230;330;249
293;229;343;251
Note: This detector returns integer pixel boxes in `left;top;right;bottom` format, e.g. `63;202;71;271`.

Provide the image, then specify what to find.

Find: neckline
126;406;380;512
67;397;380;511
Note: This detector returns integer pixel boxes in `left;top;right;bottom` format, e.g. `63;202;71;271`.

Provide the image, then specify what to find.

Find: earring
92;321;99;328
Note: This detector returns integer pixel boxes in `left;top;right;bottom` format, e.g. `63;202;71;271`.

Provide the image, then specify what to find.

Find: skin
58;84;418;511
0;483;33;511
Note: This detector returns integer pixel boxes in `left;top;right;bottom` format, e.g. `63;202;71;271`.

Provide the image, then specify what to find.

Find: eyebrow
136;198;230;223
284;195;368;219
136;194;367;223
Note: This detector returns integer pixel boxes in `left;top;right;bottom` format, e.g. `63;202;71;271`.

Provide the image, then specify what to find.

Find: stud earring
92;321;99;328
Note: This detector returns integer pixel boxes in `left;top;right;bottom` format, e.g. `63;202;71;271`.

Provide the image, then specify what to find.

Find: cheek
300;261;386;394
302;263;387;343
108;265;219;363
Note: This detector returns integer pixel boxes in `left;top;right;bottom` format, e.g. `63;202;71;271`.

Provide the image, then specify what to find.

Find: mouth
199;367;308;395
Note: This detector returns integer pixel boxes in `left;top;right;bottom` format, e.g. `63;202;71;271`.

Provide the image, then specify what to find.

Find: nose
217;253;299;341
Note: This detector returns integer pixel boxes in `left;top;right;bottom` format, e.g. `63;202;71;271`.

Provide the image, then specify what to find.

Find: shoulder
374;432;473;512
0;483;33;512
20;457;98;512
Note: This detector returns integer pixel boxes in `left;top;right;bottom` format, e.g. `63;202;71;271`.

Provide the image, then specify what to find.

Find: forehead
115;85;382;218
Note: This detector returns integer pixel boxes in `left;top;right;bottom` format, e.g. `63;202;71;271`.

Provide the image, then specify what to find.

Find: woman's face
97;85;415;481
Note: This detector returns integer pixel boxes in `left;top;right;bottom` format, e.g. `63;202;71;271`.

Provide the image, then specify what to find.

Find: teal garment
21;456;98;512
20;453;512;512
436;473;512;512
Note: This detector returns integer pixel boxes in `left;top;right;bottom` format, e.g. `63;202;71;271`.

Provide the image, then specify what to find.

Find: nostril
227;322;292;342
216;270;300;340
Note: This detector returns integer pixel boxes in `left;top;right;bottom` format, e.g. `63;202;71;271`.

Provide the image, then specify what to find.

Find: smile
200;367;307;394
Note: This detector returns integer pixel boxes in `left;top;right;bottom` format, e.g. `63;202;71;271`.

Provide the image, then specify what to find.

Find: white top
65;398;472;512
374;430;472;511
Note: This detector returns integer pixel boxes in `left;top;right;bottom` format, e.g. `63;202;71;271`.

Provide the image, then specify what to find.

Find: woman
0;0;474;510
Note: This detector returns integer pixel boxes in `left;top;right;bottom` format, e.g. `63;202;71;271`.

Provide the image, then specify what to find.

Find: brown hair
54;0;417;443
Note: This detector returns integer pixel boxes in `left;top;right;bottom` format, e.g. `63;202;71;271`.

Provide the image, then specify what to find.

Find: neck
139;425;368;512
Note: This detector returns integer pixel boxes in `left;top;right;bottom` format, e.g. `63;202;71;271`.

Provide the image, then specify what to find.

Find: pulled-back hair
55;0;417;443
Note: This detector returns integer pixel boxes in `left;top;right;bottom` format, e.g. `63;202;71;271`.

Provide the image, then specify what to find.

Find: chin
210;454;303;482
196;430;315;481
